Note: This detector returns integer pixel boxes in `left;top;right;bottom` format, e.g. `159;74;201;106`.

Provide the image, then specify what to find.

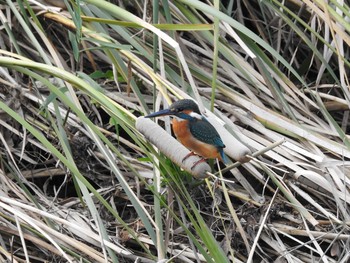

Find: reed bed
0;0;349;262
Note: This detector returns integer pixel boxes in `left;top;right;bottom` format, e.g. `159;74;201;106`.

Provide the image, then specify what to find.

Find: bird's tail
219;148;229;164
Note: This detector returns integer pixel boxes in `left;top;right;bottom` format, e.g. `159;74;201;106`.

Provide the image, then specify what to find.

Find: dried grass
0;0;349;262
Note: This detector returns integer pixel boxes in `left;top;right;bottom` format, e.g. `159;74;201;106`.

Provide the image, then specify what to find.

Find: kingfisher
145;99;228;167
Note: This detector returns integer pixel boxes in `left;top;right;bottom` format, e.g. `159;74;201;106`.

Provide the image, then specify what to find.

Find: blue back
187;117;228;163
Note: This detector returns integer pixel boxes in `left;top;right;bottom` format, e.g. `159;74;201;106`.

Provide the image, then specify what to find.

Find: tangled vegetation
0;0;349;262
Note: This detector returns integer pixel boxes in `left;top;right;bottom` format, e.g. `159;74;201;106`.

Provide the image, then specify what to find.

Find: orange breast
172;119;221;160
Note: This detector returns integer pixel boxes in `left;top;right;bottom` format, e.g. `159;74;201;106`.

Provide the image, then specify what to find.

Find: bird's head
145;99;202;120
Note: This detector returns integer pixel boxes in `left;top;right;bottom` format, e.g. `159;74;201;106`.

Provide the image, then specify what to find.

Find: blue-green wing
189;119;228;163
189;119;225;149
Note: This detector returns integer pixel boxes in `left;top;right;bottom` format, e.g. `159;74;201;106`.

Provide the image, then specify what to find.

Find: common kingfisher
145;99;228;167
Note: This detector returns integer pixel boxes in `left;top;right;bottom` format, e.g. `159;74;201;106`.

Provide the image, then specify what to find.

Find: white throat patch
189;112;202;120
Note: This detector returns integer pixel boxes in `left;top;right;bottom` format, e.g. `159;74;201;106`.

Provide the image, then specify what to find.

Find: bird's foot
190;158;207;170
182;151;197;163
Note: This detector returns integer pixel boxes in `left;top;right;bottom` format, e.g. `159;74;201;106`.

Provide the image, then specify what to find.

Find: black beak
145;109;174;118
